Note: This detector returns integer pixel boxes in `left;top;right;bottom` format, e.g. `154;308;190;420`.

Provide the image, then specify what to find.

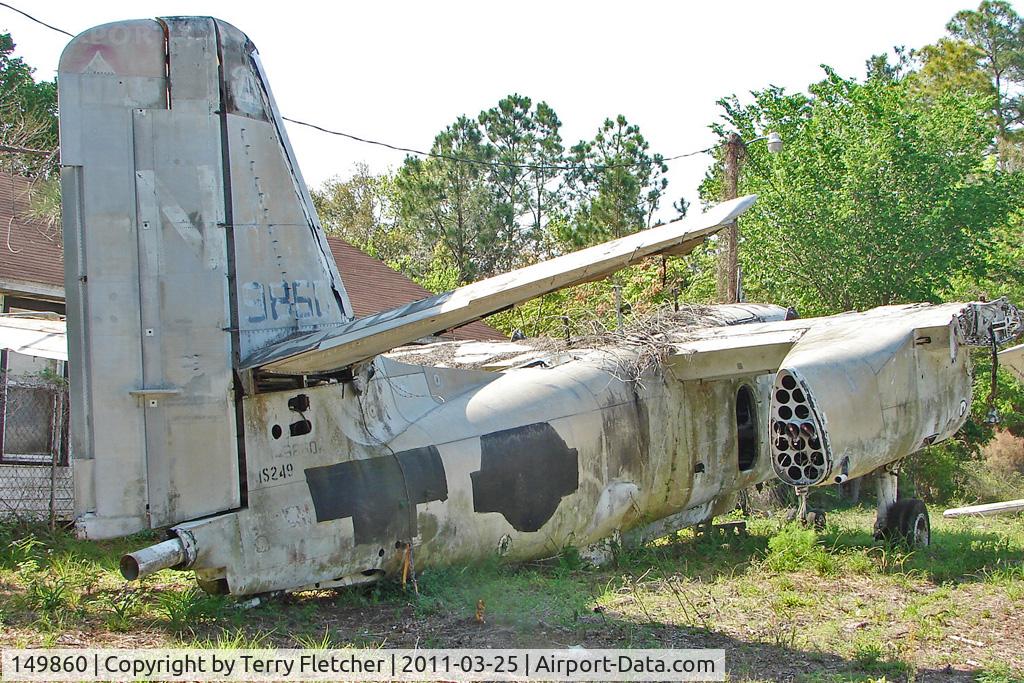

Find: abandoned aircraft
57;17;1022;596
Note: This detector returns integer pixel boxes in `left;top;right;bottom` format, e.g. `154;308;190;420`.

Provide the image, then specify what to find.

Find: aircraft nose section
770;369;832;486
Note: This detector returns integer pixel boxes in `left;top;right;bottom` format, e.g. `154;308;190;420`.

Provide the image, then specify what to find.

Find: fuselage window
736;385;758;471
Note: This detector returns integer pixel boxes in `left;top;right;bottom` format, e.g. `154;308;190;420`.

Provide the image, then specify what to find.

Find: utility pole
614;284;624;334
717;133;743;303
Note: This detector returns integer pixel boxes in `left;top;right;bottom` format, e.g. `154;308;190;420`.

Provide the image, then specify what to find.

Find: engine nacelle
769;301;1019;487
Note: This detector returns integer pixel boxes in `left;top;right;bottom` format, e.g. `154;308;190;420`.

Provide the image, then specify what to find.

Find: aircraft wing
244;195;756;374
1001;343;1024;383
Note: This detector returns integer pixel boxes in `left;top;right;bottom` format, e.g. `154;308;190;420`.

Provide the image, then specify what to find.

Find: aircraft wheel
805;509;826;531
882;499;930;547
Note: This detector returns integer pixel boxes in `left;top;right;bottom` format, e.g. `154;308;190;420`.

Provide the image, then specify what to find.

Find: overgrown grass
0;506;1021;680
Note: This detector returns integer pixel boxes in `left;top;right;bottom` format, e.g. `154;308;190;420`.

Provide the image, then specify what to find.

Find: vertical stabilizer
59;17;351;537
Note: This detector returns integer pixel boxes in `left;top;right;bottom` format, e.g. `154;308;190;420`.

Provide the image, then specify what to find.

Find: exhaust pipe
120;538;187;580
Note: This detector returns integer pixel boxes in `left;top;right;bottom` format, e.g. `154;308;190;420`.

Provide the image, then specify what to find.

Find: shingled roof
323;236;502;341
0;171;503;341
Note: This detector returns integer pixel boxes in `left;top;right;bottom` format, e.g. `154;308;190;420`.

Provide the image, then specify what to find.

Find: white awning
0;315;67;361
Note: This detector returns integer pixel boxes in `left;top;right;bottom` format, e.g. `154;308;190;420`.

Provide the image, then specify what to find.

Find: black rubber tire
882;498;930;547
805;509;826;531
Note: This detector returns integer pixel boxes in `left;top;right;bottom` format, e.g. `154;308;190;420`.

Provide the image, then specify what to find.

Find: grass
0;506;1022;680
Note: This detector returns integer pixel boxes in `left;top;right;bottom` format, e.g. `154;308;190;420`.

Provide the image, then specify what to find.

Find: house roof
0;171;503;341
324;236;503;341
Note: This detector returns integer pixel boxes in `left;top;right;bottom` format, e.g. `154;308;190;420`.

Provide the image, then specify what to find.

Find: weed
293;628;337;649
156;587;230;631
977;662;1024;683
980;561;1024;585
4;535;43;572
772;589;814;611
187;628;274;649
101;586;143;632
761;524;835;575
556;546;584;574
27;577;68;613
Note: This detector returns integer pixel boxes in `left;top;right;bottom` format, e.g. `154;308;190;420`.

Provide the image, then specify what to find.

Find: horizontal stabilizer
244;195;757;374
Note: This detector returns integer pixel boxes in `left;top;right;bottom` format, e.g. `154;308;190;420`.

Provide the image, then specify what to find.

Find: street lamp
716;131;783;303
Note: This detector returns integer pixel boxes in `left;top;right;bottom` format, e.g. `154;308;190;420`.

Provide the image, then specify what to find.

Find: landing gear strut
788;485;827;531
873;463;930;547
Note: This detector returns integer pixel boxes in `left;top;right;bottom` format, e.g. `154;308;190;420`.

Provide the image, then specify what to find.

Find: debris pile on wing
386;303;791;373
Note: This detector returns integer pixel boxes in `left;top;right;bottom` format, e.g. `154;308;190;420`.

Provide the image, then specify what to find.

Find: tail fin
59;17;350;536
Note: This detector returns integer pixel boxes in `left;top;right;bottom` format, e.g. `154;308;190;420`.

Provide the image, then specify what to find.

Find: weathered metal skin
173;345;780;595
166;301;1017;596
768;303;1019;487
58;16;1022;596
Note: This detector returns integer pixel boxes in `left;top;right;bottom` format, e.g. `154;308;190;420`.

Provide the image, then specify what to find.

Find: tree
312;163;415;268
865;45;913;83
909;38;997;102
524;101;566;259
394;116;502;285
946;1;1024;151
560;115;668;248
0;32;57;176
477;94;565;269
699;68;1020;316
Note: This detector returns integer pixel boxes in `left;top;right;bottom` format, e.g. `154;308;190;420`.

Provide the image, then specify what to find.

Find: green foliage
946;0;1024;144
156;587;231;631
977;662;1023;683
478;94;565;265
907;359;1024;503
947;208;1024;304
485;252;711;339
2;532;43;570
760;524;837;575
559;115;669;248
321;95;670;291
26;577;68;613
700;68;1018;316
0;33;57;176
103;586;143;632
312;163;412;266
391;96;570;286
394;116;501;284
909;38;998;104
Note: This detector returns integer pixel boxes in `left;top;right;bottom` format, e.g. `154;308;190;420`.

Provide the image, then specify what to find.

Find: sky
5;1;1021;220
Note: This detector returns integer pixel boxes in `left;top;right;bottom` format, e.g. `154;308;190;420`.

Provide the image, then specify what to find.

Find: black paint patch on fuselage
471;422;579;532
304;446;448;546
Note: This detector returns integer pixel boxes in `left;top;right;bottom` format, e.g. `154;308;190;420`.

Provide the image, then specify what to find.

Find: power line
0;2;74;37
0;2;719;174
283;116;714;173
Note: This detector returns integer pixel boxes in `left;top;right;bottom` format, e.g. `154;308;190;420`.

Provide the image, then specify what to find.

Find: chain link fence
0;368;71;527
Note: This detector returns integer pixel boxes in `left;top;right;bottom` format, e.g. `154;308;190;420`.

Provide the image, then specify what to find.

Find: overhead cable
0;2;74;37
283;116;714;173
0;3;721;173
